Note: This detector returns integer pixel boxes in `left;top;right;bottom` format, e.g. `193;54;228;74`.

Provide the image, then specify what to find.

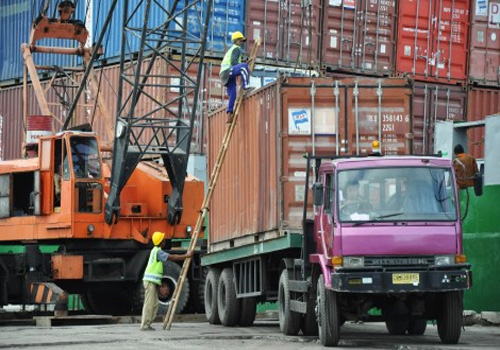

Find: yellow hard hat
152;231;165;246
231;31;246;43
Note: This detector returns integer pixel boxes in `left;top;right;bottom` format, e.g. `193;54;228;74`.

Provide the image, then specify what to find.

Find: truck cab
310;155;471;345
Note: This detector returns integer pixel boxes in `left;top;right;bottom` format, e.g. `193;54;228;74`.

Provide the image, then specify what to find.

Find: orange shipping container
396;0;470;84
207;77;413;251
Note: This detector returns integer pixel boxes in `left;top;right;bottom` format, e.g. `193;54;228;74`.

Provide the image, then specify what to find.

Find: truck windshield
69;136;101;179
337;167;457;222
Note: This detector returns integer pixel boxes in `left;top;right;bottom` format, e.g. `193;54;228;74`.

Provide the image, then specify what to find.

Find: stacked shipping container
1;0;499;159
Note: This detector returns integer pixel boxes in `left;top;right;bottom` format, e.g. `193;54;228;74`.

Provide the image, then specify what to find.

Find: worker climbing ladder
163;39;262;330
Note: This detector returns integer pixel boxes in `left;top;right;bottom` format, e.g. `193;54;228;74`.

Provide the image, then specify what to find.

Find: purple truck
289;154;472;346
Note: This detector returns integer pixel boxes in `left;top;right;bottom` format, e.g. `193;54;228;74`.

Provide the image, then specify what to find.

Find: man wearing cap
220;31;254;124
140;231;192;331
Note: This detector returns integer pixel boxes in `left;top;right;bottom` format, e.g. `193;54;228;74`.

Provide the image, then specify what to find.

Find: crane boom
104;0;213;225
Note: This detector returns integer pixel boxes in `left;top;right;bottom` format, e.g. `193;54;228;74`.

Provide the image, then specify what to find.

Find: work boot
226;112;234;124
243;86;255;94
140;325;155;331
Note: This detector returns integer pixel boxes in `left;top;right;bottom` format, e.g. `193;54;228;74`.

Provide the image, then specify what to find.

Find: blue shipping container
92;0;246;62
0;0;86;84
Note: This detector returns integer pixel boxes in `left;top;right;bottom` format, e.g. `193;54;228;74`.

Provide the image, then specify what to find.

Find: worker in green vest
220;31;254;124
140;231;192;331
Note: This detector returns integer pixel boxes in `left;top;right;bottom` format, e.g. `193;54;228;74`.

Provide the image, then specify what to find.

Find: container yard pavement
0;319;499;350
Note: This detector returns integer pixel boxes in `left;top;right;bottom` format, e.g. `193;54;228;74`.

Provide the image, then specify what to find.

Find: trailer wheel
204;267;221;324
278;269;301;336
407;319;427;335
385;320;409;335
217;267;240;326
239;297;257;326
437;291;463;344
316;275;340;346
301;295;318;336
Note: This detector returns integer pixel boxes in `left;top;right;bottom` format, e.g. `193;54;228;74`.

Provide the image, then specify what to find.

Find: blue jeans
225;63;249;113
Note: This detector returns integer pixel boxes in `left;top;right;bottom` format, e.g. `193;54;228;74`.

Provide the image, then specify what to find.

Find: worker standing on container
140;231;192;331
220;31;253;124
453;144;478;189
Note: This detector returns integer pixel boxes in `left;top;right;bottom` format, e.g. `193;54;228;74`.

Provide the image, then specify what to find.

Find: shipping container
412;82;467;154
320;0;397;76
245;0;321;67
93;0;246;62
396;0;470;84
0;0;86;84
207;76;412;250
466;87;500;159
469;0;500;87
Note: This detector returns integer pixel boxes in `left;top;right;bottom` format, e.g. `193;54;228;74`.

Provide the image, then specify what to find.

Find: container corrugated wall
321;0;397;76
93;0;246;62
207;76;412;250
469;0;500;87
396;0;470;84
246;0;321;66
0;0;86;83
412;82;467;154
466;87;500;159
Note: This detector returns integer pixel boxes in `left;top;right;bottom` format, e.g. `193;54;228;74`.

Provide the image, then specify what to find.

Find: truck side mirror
313;183;324;206
473;173;483;196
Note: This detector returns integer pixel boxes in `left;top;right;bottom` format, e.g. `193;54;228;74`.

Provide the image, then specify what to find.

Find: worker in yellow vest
140;231;192;331
220;31;254;124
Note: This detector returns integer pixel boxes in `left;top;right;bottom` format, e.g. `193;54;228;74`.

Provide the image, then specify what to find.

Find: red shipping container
412;82;467;154
246;0;321;67
207;77;412;250
321;0;397;76
469;0;500;87
467;87;500;159
396;0;470;84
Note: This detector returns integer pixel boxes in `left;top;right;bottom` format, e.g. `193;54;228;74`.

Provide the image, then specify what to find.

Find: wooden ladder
163;38;261;330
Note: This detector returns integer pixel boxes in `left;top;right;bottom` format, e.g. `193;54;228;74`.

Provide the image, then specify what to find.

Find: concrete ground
1;318;499;350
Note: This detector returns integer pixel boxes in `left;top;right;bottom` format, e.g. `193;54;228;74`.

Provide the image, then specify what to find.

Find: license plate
392;273;420;285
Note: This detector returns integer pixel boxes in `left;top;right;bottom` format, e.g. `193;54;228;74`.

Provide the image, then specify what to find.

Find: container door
322;0;358;70
356;0;396;74
0;174;11;218
430;0;470;81
397;0;434;78
247;0;280;61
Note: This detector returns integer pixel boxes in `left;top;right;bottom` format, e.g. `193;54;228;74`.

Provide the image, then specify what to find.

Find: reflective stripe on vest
220;45;241;76
143;246;164;285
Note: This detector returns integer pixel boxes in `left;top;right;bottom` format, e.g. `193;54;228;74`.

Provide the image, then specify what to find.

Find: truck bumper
330;264;471;293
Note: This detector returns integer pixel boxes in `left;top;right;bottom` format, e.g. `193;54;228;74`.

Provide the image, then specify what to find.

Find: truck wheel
407;319;427;335
204;267;221;324
437;291;463;344
385;320;409;335
157;260;190;315
278;269;301;335
239;297;257;326
217;267;240;326
317;275;340;346
301;295;318;336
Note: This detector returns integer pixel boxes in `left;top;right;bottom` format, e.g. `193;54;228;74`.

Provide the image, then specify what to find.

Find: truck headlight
435;255;453;265
343;256;364;268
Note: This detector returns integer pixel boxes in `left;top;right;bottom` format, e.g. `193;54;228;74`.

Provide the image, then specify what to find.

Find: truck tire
385;320;409;335
217;267;240;326
407;319;427;335
204;267;221;324
301;295;318;336
317;275;340;346
157;260;190;315
437;291;463;344
239;297;257;326
278;269;301;336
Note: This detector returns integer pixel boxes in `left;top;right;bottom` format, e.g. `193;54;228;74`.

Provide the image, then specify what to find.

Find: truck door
320;173;335;256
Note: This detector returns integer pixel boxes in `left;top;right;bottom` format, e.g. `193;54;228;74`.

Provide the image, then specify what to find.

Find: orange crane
0;0;211;315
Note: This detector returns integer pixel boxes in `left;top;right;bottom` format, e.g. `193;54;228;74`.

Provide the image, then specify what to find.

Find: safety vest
220;45;241;75
143;246;164;285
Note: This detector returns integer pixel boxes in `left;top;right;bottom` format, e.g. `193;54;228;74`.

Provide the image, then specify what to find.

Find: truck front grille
364;256;435;267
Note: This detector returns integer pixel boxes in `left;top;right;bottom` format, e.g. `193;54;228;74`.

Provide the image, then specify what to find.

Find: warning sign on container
330;0;355;9
289;108;311;135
